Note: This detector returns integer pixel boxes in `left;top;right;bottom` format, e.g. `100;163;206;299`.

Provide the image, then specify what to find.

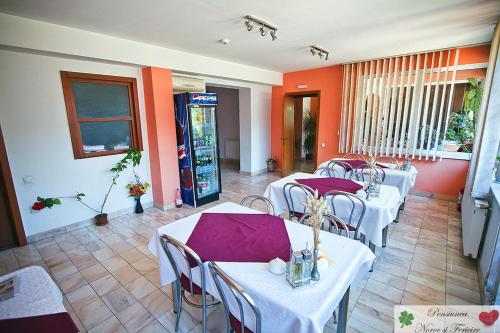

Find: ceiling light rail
244;15;278;41
310;45;330;61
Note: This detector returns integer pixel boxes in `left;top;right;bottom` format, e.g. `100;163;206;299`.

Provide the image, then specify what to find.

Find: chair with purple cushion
342;153;366;160
240;195;277;215
313;167;340;178
322;190;366;241
326;160;352;178
160;235;219;333
350;164;386;182
298;212;350;237
282;183;315;221
208;261;261;333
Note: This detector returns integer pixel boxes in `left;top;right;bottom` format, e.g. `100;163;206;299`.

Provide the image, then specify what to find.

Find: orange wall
142;67;180;208
271;44;490;197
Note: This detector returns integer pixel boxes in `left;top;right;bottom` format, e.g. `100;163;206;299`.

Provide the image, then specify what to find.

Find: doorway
282;92;320;176
0;127;26;249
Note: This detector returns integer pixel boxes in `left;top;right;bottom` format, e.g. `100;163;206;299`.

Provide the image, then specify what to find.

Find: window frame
60;71;143;159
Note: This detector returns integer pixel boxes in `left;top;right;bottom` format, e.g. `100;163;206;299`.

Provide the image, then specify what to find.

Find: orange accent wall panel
142;67;180;208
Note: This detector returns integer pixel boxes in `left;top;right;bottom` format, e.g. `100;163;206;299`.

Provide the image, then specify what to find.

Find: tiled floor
0;166;481;333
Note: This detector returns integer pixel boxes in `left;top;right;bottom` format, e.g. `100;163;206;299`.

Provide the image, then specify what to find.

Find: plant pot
135;197;144;214
444;141;460;152
95;214;108;226
267;161;276;172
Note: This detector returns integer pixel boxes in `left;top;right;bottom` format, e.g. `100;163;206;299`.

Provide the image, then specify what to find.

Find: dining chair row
322;164;386;182
160;235;262;333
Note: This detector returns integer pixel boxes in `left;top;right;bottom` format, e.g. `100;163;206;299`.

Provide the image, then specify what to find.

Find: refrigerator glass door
190;105;220;199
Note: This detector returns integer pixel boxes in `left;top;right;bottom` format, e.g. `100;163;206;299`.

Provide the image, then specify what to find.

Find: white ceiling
0;0;499;72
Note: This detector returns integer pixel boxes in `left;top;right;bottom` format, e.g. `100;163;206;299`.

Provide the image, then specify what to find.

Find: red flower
32;201;45;211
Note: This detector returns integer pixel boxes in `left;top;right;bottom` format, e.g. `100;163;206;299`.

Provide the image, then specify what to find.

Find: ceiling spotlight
270;29;278;41
309;45;330;61
245;20;253;31
260;25;267;36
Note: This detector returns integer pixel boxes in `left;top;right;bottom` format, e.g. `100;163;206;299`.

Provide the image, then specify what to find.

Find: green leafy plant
399;310;414;328
267;157;277;163
32;149;142;215
303;114;316;159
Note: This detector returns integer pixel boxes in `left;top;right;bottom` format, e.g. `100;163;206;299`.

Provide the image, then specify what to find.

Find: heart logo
479;310;499;326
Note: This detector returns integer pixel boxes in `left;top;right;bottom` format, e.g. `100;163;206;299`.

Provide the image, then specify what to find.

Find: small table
318;158;418;202
263;172;402;247
148;202;375;333
0;266;65;319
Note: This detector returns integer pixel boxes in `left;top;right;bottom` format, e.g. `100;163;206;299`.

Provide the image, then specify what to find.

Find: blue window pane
72;82;131;118
80;121;131;153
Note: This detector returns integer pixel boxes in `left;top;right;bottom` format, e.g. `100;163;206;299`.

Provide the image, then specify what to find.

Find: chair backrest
342;153;366;161
313;167;339;178
298;212;350;236
208;261;261;333
375;155;398;165
350;164;386;182
240;195;276;215
323;190;366;240
160;235;206;297
282;183;315;220
326;160;352;178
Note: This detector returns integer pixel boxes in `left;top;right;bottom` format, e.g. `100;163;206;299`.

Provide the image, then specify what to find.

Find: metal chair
342;153;366;161
375;155;398;165
298;212;350;236
322;190;366;241
350;164;386;182
326;160;353;178
313;167;340;178
208;261;262;333
282;183;315;220
240;195;277;215
160;235;219;333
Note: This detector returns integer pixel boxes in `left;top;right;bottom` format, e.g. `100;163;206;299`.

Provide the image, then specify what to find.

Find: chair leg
332;309;337;324
382;226;388;248
175;289;182;332
337;287;350;333
202;291;207;333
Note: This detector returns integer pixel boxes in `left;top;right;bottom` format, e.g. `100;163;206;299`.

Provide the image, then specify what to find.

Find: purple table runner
185;213;291;266
335;159;387;171
295;177;363;196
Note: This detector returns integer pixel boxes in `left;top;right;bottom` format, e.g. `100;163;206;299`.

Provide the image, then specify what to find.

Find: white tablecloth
148;202;375;333
263;172;402;247
318;159;418;201
0;266;65;319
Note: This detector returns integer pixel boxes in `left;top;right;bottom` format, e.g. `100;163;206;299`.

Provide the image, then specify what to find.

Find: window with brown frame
60;71;143;159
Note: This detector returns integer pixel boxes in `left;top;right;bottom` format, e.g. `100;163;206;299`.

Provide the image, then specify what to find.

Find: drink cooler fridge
174;93;221;207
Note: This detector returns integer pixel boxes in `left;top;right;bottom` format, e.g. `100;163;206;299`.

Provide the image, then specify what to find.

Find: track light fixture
310;45;330;61
243;15;278;41
245;20;253;31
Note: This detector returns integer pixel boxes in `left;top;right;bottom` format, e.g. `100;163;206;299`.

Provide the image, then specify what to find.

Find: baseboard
27;200;154;243
153;202;176;211
239;168;268;176
409;190;456;201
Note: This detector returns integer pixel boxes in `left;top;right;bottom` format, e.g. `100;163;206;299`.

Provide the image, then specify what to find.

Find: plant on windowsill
266;157;277;172
31;148;142;226
445;78;482;153
303;114;316;161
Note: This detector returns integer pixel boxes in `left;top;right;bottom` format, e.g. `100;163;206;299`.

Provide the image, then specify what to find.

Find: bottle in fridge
173;92;221;207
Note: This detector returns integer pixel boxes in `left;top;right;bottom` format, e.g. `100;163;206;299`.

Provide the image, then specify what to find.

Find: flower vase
311;248;320;281
135;197;144;214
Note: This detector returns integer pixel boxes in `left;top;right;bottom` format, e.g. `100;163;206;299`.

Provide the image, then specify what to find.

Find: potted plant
303;114;316;160
32;149;142;225
267;157;277;172
495;156;500;183
127;172;150;214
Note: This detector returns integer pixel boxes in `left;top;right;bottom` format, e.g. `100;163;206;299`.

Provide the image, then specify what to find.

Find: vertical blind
339;48;460;160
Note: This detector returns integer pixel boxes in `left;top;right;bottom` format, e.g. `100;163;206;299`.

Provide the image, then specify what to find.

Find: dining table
318;158;418;202
148;202;375;333
263;172;402;248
